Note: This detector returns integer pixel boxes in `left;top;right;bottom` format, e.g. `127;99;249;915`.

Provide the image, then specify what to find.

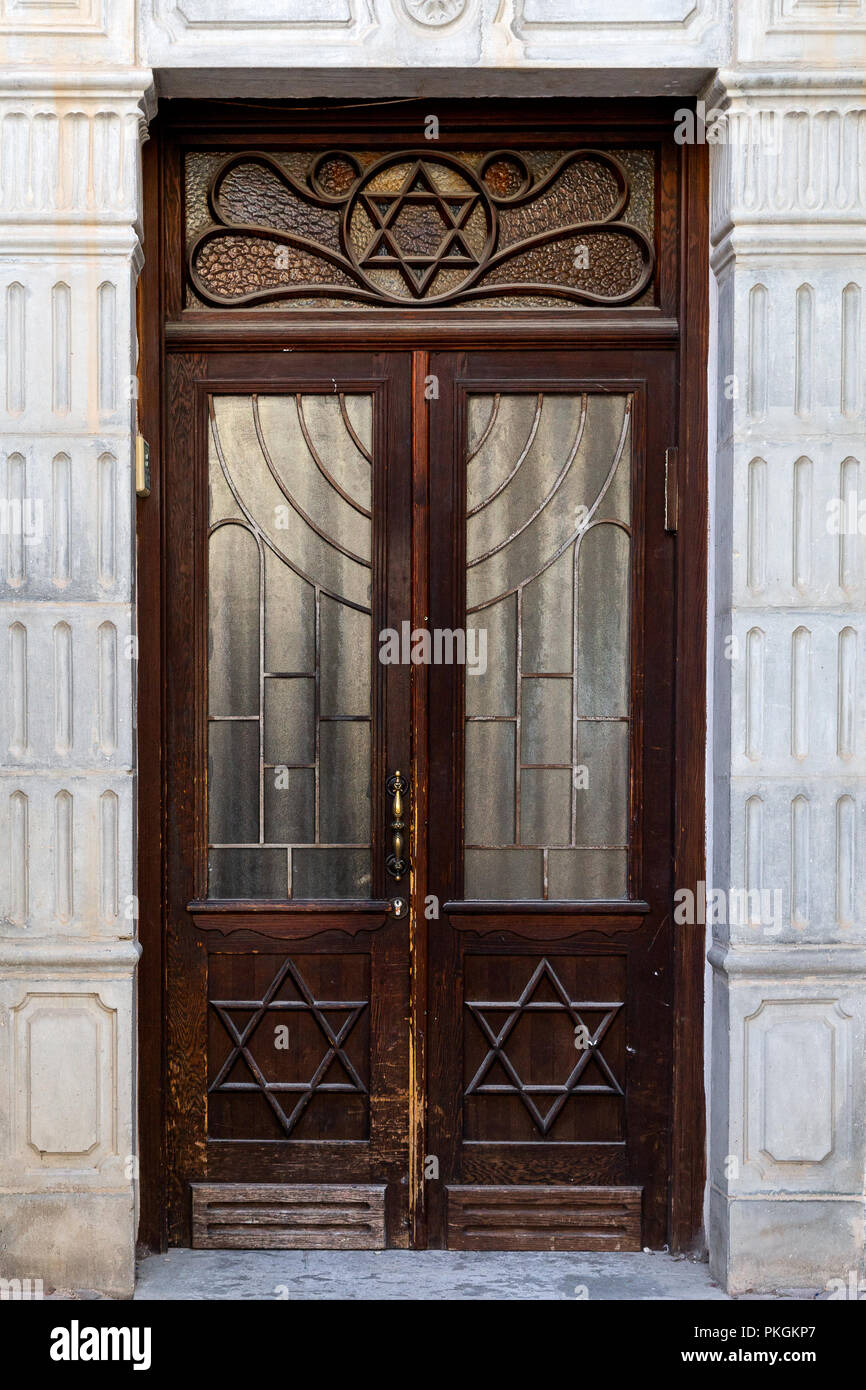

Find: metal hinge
664;446;678;533
135;434;151;499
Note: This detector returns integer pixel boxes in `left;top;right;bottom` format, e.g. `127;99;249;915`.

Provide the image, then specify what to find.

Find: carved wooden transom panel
185;147;656;309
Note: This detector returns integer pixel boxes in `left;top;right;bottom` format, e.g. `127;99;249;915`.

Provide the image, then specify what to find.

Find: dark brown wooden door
164;350;415;1247
423;350;676;1251
163;345;676;1251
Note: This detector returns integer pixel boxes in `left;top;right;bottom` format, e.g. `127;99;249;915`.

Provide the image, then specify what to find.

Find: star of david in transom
356;160;482;297
209;955;368;1137
464;957;624;1136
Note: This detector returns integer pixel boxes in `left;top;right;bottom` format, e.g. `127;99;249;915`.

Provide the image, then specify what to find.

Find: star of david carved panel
207;952;370;1141
353;160;490;297
464;956;625;1140
186;146;656;309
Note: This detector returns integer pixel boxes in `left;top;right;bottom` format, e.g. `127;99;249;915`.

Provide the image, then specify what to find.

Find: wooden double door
163;344;677;1251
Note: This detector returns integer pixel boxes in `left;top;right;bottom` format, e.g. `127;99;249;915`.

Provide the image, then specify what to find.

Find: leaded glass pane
207;393;373;900
464;391;632;901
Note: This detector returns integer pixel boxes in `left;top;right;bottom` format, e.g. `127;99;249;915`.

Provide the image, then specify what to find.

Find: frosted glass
465;390;633;901
207;393;375;901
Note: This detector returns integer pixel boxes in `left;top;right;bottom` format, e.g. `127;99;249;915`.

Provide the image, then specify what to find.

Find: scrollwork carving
187;146;655;310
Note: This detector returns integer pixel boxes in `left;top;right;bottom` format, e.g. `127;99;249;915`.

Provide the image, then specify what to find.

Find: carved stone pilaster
707;73;866;1293
0;67;152;1299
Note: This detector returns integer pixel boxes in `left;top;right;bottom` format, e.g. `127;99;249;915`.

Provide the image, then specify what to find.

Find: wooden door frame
136;98;708;1254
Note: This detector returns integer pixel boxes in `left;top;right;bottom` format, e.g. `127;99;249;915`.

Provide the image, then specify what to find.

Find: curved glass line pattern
207;393;374;901
296;395;372;518
467;393;543;518
468;395;587;566
464;392;633;902
252;397;370;566
466;394;501;466
339;393;373;463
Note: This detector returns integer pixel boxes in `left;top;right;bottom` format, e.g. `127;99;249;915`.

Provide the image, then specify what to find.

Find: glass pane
548;849;627;901
292;849;371;899
207;393;374;900
465;722;515;846
208;721;258;844
263;677;315;765
264;768;314;844
320;595;370;717
208;525;259;717
465;594;516;718
520;769;571;848
208;848;288;899
521;678;571;765
319;721;371;844
522;545;573;674
464;849;544;900
577;524;630;717
464;391;632;901
574;721;629;847
263;551;314;672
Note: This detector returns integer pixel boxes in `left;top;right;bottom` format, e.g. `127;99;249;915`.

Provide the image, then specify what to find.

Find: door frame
136;97;708;1254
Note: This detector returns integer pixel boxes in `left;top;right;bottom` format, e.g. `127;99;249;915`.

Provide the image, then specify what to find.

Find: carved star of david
465;957;624;1136
209;955;368;1137
356;160;482;297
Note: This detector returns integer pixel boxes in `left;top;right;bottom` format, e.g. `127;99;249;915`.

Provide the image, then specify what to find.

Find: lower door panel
191;1183;387;1250
174;911;411;1248
445;1185;642;1252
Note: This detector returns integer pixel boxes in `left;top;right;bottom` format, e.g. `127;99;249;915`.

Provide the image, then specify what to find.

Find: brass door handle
385;770;409;882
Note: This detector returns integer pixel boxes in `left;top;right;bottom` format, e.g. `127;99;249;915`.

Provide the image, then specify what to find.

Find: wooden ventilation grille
446;1185;642;1251
186;147;656;310
191;1183;386;1249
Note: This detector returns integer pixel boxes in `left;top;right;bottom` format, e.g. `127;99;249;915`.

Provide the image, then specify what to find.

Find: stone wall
708;72;866;1292
0;6;151;1298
